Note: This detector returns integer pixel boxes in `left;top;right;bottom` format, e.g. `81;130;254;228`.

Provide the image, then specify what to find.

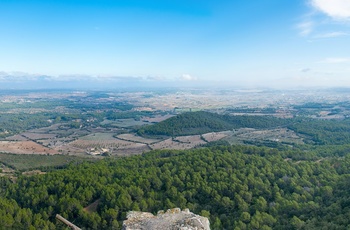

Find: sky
0;0;350;89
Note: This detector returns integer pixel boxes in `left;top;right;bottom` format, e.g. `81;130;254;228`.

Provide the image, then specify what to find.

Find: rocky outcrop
122;208;210;230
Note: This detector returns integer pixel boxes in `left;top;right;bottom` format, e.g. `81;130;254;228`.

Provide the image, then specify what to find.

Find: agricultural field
148;132;231;150
101;118;150;128
0;112;306;158
21;132;57;140
68;132;149;156
5;134;28;141
0;124;306;159
69;139;148;151
116;133;159;144
223;128;304;145
79;132;116;141
236;128;302;143
150;136;206;150
0;140;57;155
1;123;92;155
173;135;207;145
141;114;174;123
201;131;230;142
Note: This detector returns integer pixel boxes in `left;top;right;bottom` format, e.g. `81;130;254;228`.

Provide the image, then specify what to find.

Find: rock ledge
122;208;210;230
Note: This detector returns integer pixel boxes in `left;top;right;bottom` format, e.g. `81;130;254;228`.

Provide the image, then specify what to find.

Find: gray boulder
122;208;210;230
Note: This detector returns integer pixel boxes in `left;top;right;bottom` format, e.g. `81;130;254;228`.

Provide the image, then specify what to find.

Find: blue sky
1;0;350;88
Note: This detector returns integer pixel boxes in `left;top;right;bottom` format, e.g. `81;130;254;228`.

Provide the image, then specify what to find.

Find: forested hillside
1;146;350;229
288;117;350;145
138;111;350;147
137;111;288;136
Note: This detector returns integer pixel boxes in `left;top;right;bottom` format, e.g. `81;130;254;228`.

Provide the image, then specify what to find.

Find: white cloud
311;0;350;20
297;21;314;36
297;1;350;38
179;74;197;81
314;31;348;38
322;57;350;63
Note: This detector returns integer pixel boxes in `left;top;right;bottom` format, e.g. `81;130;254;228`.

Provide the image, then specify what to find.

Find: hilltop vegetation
1;146;350;229
137;111;288;136
138;111;350;147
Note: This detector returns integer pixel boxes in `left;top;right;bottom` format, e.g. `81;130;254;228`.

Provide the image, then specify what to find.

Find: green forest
138;111;350;147
2;145;350;229
137;111;289;136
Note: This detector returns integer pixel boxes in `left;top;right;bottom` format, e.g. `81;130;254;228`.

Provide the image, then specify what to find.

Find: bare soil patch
202;132;229;142
0;141;58;154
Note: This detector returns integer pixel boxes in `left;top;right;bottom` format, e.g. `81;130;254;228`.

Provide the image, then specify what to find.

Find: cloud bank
311;0;350;20
0;72;203;89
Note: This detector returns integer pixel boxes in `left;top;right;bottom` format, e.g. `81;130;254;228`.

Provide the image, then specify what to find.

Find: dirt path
83;199;101;213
